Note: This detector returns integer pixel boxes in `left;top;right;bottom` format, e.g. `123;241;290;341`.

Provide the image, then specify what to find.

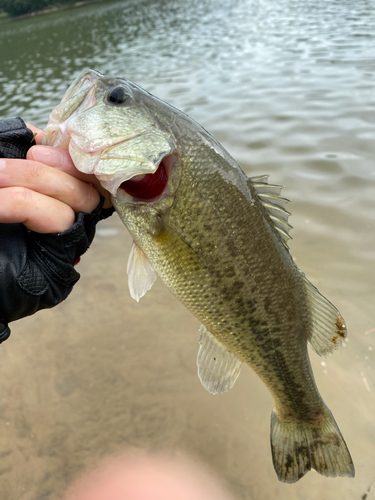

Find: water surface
1;0;375;499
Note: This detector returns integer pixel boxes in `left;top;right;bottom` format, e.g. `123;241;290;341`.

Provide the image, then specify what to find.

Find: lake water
1;0;375;498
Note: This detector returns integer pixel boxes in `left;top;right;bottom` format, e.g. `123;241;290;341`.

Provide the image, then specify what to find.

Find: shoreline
10;0;113;21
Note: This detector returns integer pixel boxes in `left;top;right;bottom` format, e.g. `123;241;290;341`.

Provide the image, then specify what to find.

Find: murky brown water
1;0;375;498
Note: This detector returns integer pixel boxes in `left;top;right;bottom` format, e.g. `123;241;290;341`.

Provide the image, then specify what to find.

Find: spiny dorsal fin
301;272;348;357
248;175;292;247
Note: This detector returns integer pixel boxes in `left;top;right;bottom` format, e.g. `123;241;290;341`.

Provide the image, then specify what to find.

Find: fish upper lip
77;131;146;154
43;124;146;155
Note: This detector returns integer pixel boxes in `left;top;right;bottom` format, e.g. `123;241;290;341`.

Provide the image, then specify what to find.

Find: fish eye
106;86;129;105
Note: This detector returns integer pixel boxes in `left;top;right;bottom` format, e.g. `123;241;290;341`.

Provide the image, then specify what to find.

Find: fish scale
120;138;328;420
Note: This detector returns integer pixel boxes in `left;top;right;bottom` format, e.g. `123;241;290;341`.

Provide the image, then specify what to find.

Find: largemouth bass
43;69;354;483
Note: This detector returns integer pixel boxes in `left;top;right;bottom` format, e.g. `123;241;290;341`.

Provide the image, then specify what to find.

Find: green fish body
43;69;354;483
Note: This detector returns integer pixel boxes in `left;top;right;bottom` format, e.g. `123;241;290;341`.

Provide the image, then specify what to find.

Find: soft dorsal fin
301;272;347;357
197;325;242;394
127;241;157;302
248;175;292;247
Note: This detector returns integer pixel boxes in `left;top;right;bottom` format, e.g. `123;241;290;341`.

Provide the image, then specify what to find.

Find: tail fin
270;409;355;483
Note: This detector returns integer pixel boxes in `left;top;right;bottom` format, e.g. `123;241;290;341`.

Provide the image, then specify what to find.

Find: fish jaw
42;69;179;199
68;128;176;197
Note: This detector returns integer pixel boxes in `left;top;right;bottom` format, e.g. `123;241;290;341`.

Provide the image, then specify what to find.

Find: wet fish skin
116;136;321;418
43;69;354;483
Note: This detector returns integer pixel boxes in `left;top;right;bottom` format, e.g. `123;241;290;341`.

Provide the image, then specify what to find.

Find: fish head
43;69;180;206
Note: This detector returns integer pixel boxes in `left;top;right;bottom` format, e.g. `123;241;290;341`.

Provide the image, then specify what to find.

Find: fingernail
29;146;64;167
0;159;5;172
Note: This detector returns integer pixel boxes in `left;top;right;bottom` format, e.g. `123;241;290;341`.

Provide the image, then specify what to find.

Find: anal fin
197;325;242;395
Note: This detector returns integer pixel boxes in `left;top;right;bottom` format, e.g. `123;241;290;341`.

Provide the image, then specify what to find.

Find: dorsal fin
248;175;292;248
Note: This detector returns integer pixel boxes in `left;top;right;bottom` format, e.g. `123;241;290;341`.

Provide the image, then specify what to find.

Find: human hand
0;124;112;234
62;453;234;500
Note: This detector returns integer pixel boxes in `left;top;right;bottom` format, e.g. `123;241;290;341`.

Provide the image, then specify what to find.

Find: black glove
0;117;114;343
0;116;36;159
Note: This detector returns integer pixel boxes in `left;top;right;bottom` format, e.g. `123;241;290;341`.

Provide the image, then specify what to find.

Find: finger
0;186;75;233
25;124;43;145
0;158;100;214
27;145;113;208
27;144;66;168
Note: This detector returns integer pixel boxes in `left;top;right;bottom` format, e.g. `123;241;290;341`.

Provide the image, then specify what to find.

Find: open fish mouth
42;68;179;201
66;129;178;201
44;120;178;201
116;151;177;202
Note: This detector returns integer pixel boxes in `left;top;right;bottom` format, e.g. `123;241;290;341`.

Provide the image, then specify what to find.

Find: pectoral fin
127;241;157;302
197;325;242;394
